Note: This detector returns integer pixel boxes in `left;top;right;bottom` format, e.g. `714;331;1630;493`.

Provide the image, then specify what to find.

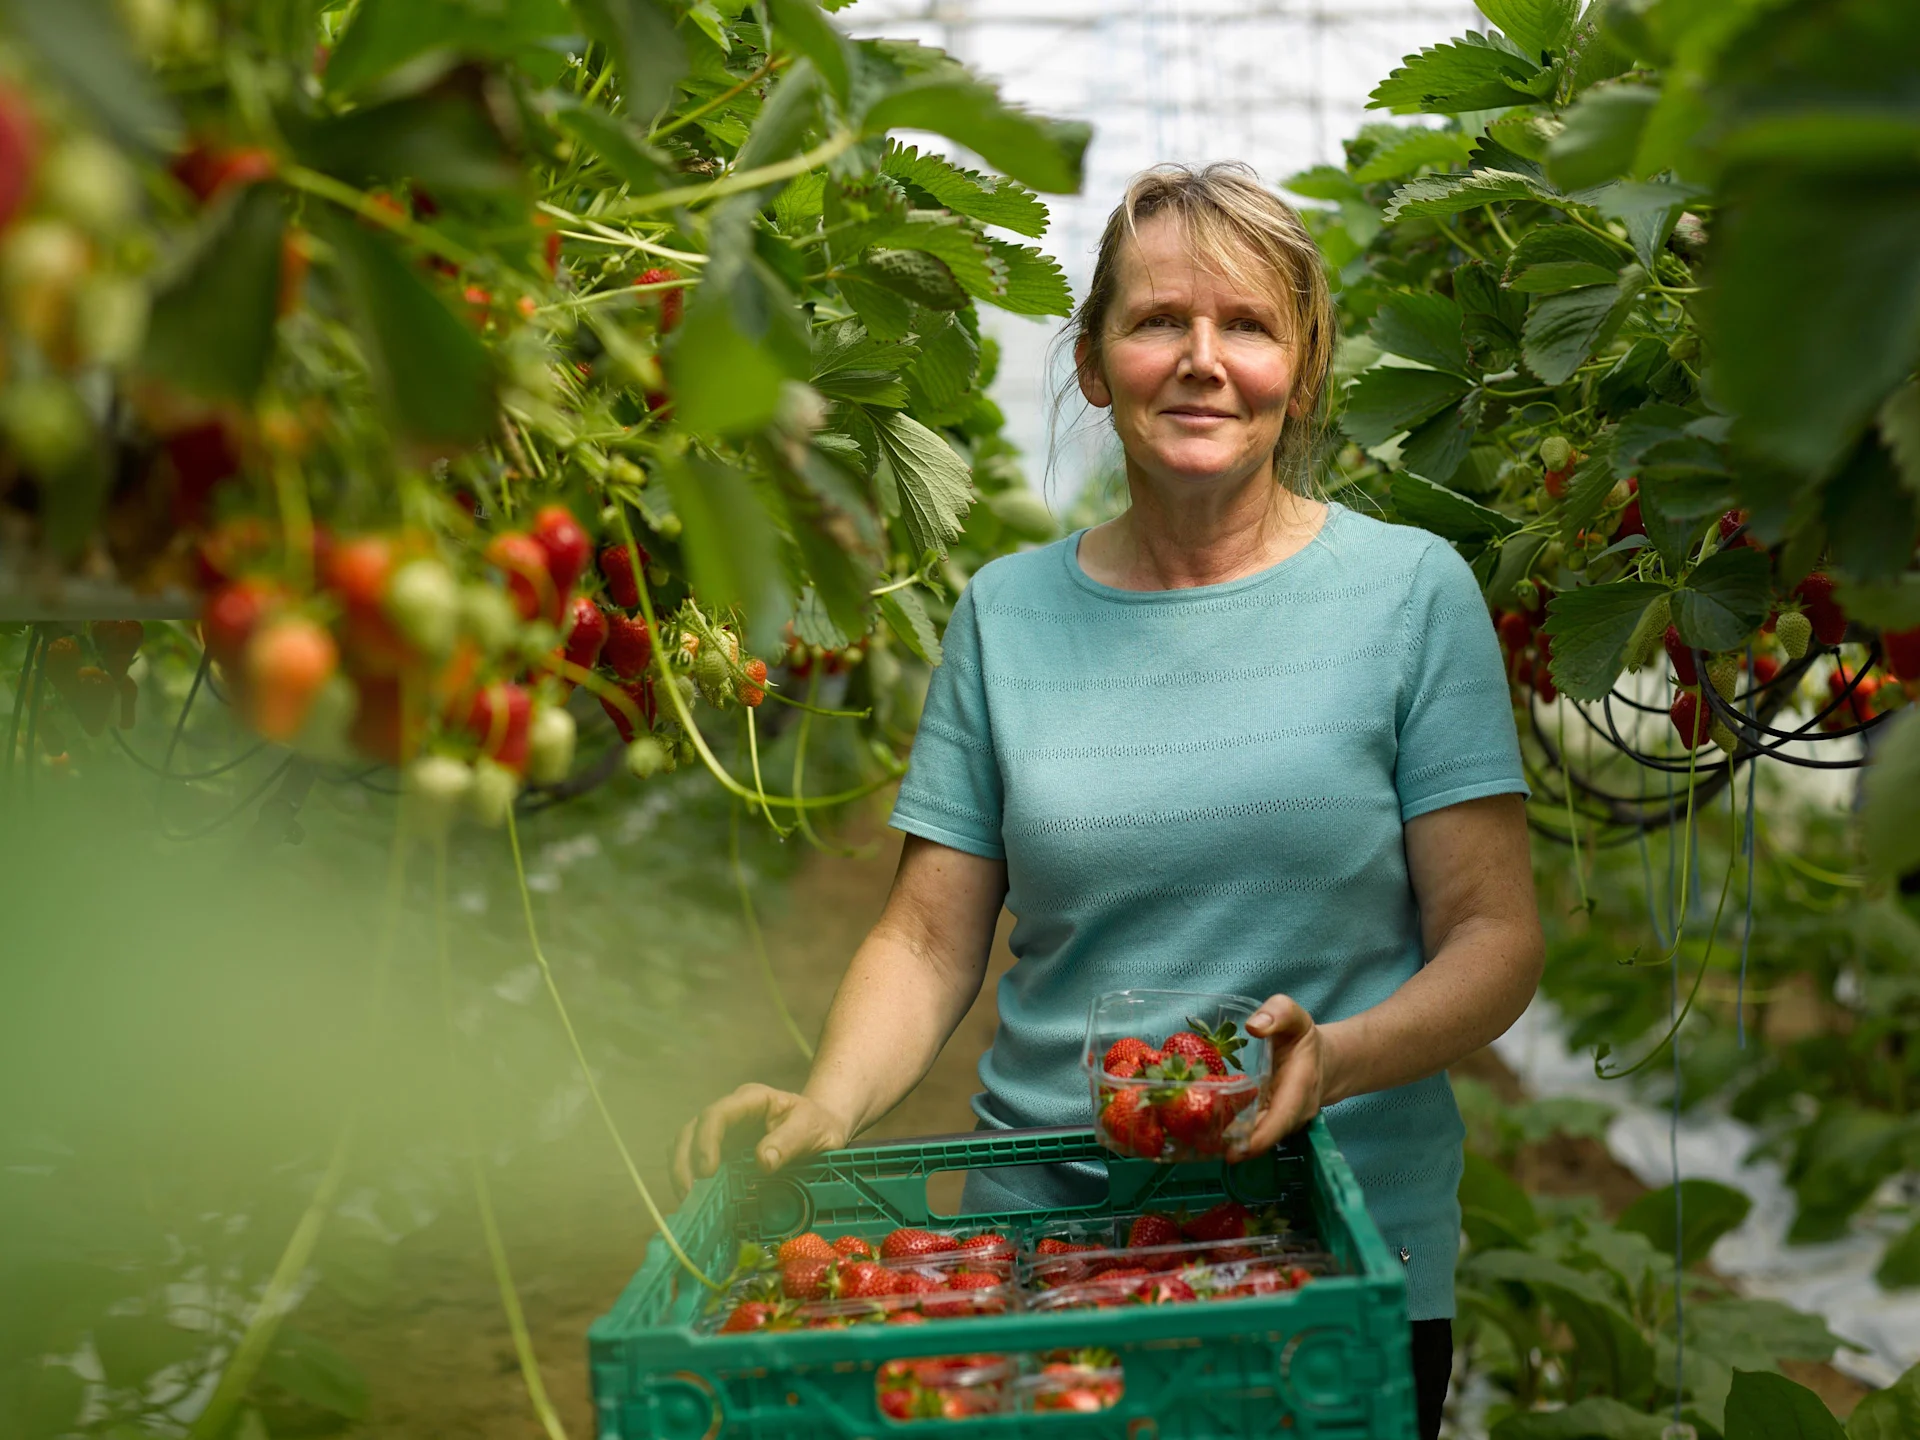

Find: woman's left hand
1225;995;1332;1161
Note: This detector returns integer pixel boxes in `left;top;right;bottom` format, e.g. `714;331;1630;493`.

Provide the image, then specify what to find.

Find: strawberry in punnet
88;620;143;679
1883;627;1920;683
1663;625;1699;687
780;1258;833;1301
1157;1083;1225;1153
604;611;652;679
531;503;591;598
1775;610;1813;660
891;1271;942;1299
559;594;609;676
958;1232;1011;1261
1669;690;1711;750
1126;1213;1183;1250
1161;1016;1246;1075
485;531;556;624
1183;1201;1253;1243
245;616;337;741
1103;1036;1161;1077
837;1261;898;1301
1138;1276;1198;1305
718;1301;780;1334
598;541;646;608
831;1235;875;1260
1098;1087;1164;1159
879;1228;951;1263
775;1233;834;1266
635;267;682;331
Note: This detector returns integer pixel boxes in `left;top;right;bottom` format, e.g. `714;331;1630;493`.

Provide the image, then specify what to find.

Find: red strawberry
1532;658;1559;704
739;656;767;709
202;579;278;670
561;594;609;673
1718;508;1747;540
165;420;243;529
958;1233;1010;1260
1751;653;1782;687
41;635;83;698
1036;1238;1098;1256
1126;1213;1183;1251
245;617;337;741
719;1301;776;1334
885;1310;927;1327
1496;610;1533;656
837;1261;897;1300
1663;625;1698;687
0;86;39;231
1670;690;1711;749
1612;497;1646;542
1103;1037;1161;1075
1828;665;1879;724
1099;1089;1164;1159
465;682;532;773
1183;1201;1252;1243
1160;1032;1228;1076
321;534;395;611
775;1233;834;1266
604;612;653;679
1795;573;1847;647
1157;1084;1226;1154
531;504;591;598
68;667;114;736
830;1235;874;1260
944;1269;1002;1292
597;542;646;608
170;142;275;205
878;1388;914;1419
879;1229;951;1263
485;532;556;624
1140;1276;1198;1304
780;1258;832;1301
1882;627;1920;683
891;1271;941;1297
88;620;144;679
599;676;655;743
636;267;682;331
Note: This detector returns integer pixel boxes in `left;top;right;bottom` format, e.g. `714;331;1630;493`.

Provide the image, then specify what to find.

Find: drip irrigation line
159;757;295;842
112;726;268;781
1737;751;1757;1050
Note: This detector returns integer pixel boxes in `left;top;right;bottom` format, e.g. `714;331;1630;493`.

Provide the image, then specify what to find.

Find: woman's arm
672;835;1007;1192
1228;792;1542;1158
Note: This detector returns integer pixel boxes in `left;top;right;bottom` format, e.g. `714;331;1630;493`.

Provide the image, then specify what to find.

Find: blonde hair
1067;162;1337;494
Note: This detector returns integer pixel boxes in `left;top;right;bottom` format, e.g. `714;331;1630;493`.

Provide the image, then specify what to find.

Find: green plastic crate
589;1119;1416;1439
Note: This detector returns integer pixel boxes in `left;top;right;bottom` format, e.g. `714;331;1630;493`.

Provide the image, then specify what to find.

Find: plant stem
1436;218;1491;263
650;54;789;143
729;807;815;1060
1482;203;1516;251
605;130;859;218
280;165;490;276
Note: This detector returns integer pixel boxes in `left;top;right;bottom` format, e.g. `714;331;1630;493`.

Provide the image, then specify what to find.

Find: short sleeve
1393;540;1530;823
889;584;1006;859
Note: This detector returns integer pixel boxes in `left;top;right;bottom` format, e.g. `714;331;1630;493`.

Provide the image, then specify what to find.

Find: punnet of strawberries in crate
1084;989;1270;1161
708;1226;1017;1334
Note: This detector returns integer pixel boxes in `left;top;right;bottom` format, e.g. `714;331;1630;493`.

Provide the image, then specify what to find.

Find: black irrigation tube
158;755;295;842
113;725;269;782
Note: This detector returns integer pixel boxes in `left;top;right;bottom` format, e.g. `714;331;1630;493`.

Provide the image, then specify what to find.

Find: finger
1246;995;1311;1044
1230;1048;1321;1159
671;1119;698;1197
693;1084;779;1180
760;1100;836;1172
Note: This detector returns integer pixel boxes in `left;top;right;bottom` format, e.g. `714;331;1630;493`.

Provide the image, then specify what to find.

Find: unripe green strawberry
694;645;732;707
625;736;668;779
387;559;460;655
1539;436;1574;472
1513;577;1539;611
404;755;473;837
1625;594;1672;672
1705;654;1738;701
467;758;520;827
461;583;522;655
1776;611;1812;659
672;673;696;713
1710;718;1738;756
527;705;575;785
1668;332;1699;361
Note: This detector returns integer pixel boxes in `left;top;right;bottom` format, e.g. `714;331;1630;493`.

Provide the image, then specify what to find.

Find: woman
673;163;1542;1439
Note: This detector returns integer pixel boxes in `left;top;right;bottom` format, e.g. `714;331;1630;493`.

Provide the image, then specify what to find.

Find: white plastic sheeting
1495;997;1920;1388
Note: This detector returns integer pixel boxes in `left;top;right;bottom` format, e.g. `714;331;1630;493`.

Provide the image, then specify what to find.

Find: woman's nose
1178;319;1225;381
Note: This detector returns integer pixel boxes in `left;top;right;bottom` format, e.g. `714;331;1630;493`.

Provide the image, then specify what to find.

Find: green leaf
672;201;810;433
1369;293;1470;375
1283;164;1365;203
1392;469;1515;541
1504;224;1628;291
1491;1396;1667;1440
1542;580;1667;701
1400;391;1487;486
1522;269;1645;385
1340;367;1474;447
1723;1368;1845;1440
1488;531;1550;607
292;88;523;197
811;318;916;407
1369;32;1544;115
1384;168;1547;222
1835;574;1920;631
1460;1150;1539;1251
322;215;496;447
325;0;575;95
982;238;1072;318
4;0;177;153
141;185;285;402
836;269;915;342
555;106;669;190
1879;379;1920;496
1545;83;1661;191
0;1361;85;1440
1848;1360;1920;1440
862;75;1090;194
1863;711;1920;879
1616;1180;1752;1268
1672;546;1771;651
1709;169;1920;479
733;58;823;172
870;411;974;556
904;313;979;426
766;0;851;102
1823;432;1920;585
791;586;852;651
92;1313;207;1390
1474;0;1578;59
1350;127;1477;183
1559;440;1622;542
882;143;1048;237
259;1328;369;1420
1457;260;1528;355
1468;1250;1655;1402
572;0;688;121
660;458;789;640
860;248;969;310
878;585;942;665
1684;1299;1847;1376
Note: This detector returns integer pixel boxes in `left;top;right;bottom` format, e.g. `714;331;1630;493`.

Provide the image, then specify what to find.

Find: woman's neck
1079;469;1328;591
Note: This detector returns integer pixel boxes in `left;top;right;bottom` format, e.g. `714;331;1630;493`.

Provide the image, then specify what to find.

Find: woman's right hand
671;1084;855;1196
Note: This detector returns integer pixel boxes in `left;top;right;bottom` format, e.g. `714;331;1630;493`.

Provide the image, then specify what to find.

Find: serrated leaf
791;586;851;650
1400;391;1486;485
1824;431;1920;585
293;85;523;198
904;313;979;426
1340;367;1474;447
811;318;916;407
878;213;1007;302
835;269;914;342
572;0;687;120
322;214;496;446
1863;712;1920;879
862;248;969;310
1384;168;1548;222
1504;224;1625;284
1546;83;1661;191
325;0;575;95
1847;1359;1920;1440
1474;0;1577;59
1391;468;1515;540
882;142;1047;237
1283;164;1364;203
554;106;669;189
1835;574;1920;630
1879;379;1920;495
871;411;974;555
1522;269;1645;385
672;201;810;432
1488;531;1549;607
982;238;1072;317
1617;1180;1751;1268
1671;547;1770;650
1351;127;1477;183
1369;293;1470;375
141;185;284;403
1467;1250;1655;1402
862;73;1090;194
1724;1368;1846;1440
1543;580;1667;701
1509;260;1623;293
766;0;851;102
878;585;942;665
1559;442;1622;541
1369;32;1543;115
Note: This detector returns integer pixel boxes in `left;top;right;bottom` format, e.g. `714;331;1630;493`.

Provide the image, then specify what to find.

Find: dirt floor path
312;807;1865;1436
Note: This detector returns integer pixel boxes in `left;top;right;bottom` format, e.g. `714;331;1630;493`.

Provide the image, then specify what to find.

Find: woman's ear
1074;334;1112;409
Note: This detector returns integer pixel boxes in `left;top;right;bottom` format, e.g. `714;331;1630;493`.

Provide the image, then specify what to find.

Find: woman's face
1077;213;1303;492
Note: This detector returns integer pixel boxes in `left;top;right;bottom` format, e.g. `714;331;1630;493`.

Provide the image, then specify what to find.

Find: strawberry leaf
1542;580;1668;701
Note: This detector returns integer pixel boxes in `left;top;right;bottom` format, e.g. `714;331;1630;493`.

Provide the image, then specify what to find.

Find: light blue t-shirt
888;503;1529;1320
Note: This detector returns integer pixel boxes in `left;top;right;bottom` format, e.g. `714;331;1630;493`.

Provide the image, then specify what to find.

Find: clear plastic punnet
1083;989;1269;1162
